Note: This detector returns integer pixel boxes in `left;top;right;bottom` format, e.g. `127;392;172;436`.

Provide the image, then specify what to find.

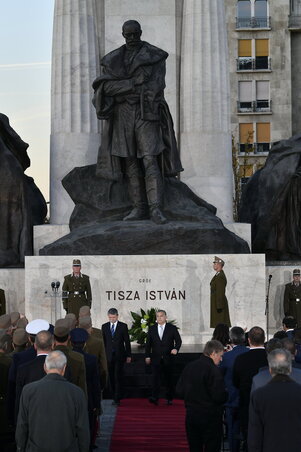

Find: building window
238;80;271;112
236;0;270;28
239;122;270;154
237;39;270;71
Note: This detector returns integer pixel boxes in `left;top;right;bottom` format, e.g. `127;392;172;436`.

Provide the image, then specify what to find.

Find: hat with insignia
13;328;29;346
26;319;50;335
70;327;89;343
0;314;11;329
213;256;225;265
54;319;70;338
73;259;81;266
65;313;77;330
293;269;300;276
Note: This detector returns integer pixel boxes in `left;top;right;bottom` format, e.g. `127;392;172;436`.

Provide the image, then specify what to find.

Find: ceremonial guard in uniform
284;268;301;327
62;259;92;318
0;289;6;316
210;256;231;328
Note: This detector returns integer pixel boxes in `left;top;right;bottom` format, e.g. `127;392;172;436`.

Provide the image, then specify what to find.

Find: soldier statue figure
92;20;183;225
62;259;92;318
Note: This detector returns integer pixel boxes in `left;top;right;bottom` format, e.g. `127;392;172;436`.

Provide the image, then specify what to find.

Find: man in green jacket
62;259;92;318
210;256;231;328
0;289;6;316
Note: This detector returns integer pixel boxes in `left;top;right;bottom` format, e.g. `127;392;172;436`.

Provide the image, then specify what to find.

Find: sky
0;0;54;201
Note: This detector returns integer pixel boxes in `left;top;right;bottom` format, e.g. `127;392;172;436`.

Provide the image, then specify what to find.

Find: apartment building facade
225;0;301;192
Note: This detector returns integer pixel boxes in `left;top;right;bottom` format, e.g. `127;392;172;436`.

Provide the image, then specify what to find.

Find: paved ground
94;400;117;451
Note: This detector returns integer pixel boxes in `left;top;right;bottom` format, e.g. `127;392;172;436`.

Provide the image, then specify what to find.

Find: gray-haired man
248;349;301;452
16;350;90;452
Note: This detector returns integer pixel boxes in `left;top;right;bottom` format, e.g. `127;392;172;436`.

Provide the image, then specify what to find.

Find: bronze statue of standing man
92;20;183;225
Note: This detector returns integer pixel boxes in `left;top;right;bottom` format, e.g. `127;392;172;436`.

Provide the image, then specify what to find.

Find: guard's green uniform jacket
0;289;6;316
62;273;92;318
210;270;231;328
284;282;301;327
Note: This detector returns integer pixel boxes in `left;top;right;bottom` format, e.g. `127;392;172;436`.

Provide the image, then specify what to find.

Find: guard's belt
68;291;85;295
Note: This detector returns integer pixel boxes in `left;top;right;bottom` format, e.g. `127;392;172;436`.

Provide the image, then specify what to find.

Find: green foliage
128;308;177;345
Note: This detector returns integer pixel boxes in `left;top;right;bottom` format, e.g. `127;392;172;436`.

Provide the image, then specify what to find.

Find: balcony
289;15;301;29
239;143;270;154
237;100;272;113
237;57;271;71
236;16;271;29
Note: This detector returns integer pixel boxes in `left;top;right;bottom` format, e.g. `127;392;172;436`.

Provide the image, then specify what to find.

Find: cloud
0;61;51;70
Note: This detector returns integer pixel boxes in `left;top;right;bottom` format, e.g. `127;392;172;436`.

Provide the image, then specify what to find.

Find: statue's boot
144;156;168;225
123;160;148;221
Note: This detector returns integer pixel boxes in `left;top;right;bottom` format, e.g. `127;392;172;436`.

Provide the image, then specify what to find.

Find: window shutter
256;81;269;100
256;123;270;142
239;81;252;101
255;39;269;56
238;40;252;57
240;123;254;143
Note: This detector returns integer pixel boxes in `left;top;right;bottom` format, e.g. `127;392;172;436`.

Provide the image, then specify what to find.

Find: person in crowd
65;312;77;330
294;327;301;364
7;319;49;426
145;309;182;406
10;312;20;330
177;340;227;452
10;328;29;355
212;323;231;350
16;316;28;329
273;330;288;340
282;337;301;368
0;329;14;449
210;256;231;328
251;338;301;393
0;288;6;316
282;315;296;339
15;330;53;420
220;326;249;452
79;316;108;390
102;308;131;405
15;350;90;452
70;328;101;449
79;305;102;339
248;348;301;452
53;319;87;396
62;259;92;318
233;326;268;450
0;314;13;353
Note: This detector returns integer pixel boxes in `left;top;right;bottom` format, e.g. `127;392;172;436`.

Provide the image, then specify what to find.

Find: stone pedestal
25;254;266;343
180;0;233;222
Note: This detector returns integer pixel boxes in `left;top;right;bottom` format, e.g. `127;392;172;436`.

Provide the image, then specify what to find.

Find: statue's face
122;23;142;48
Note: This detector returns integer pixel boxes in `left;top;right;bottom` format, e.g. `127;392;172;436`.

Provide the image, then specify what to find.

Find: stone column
180;0;233;222
50;0;103;224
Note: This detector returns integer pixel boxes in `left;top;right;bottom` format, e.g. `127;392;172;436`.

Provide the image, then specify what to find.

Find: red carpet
110;398;189;451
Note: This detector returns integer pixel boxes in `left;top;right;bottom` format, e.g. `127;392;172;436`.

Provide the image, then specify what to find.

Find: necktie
159;325;164;340
111;323;115;337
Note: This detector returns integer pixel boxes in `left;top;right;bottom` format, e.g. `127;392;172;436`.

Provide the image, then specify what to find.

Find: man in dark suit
70;327;101;449
15;330;53;420
233;326;268;449
102;308;132;405
248;348;301;452
210;256;231;328
177;340;227;452
145;309;182;405
0;288;6;316
220;327;249;452
282;315;296;339
15;350;89;452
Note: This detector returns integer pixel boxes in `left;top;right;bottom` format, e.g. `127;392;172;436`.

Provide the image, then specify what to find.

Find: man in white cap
210;256;231;328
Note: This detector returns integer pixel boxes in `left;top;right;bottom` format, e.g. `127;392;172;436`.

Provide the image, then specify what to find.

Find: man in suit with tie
145;309;182;405
102;308;132;405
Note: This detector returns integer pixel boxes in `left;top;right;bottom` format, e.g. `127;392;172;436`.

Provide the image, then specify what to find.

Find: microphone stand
265;275;272;341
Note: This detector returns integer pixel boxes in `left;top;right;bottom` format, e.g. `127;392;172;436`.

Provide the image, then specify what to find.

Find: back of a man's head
203;340;224;357
229;326;245;345
248;326;265;347
35;330;53;353
268;348;292;377
45;350;67;375
281;338;296;358
265;338;283;354
282;316;297;330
